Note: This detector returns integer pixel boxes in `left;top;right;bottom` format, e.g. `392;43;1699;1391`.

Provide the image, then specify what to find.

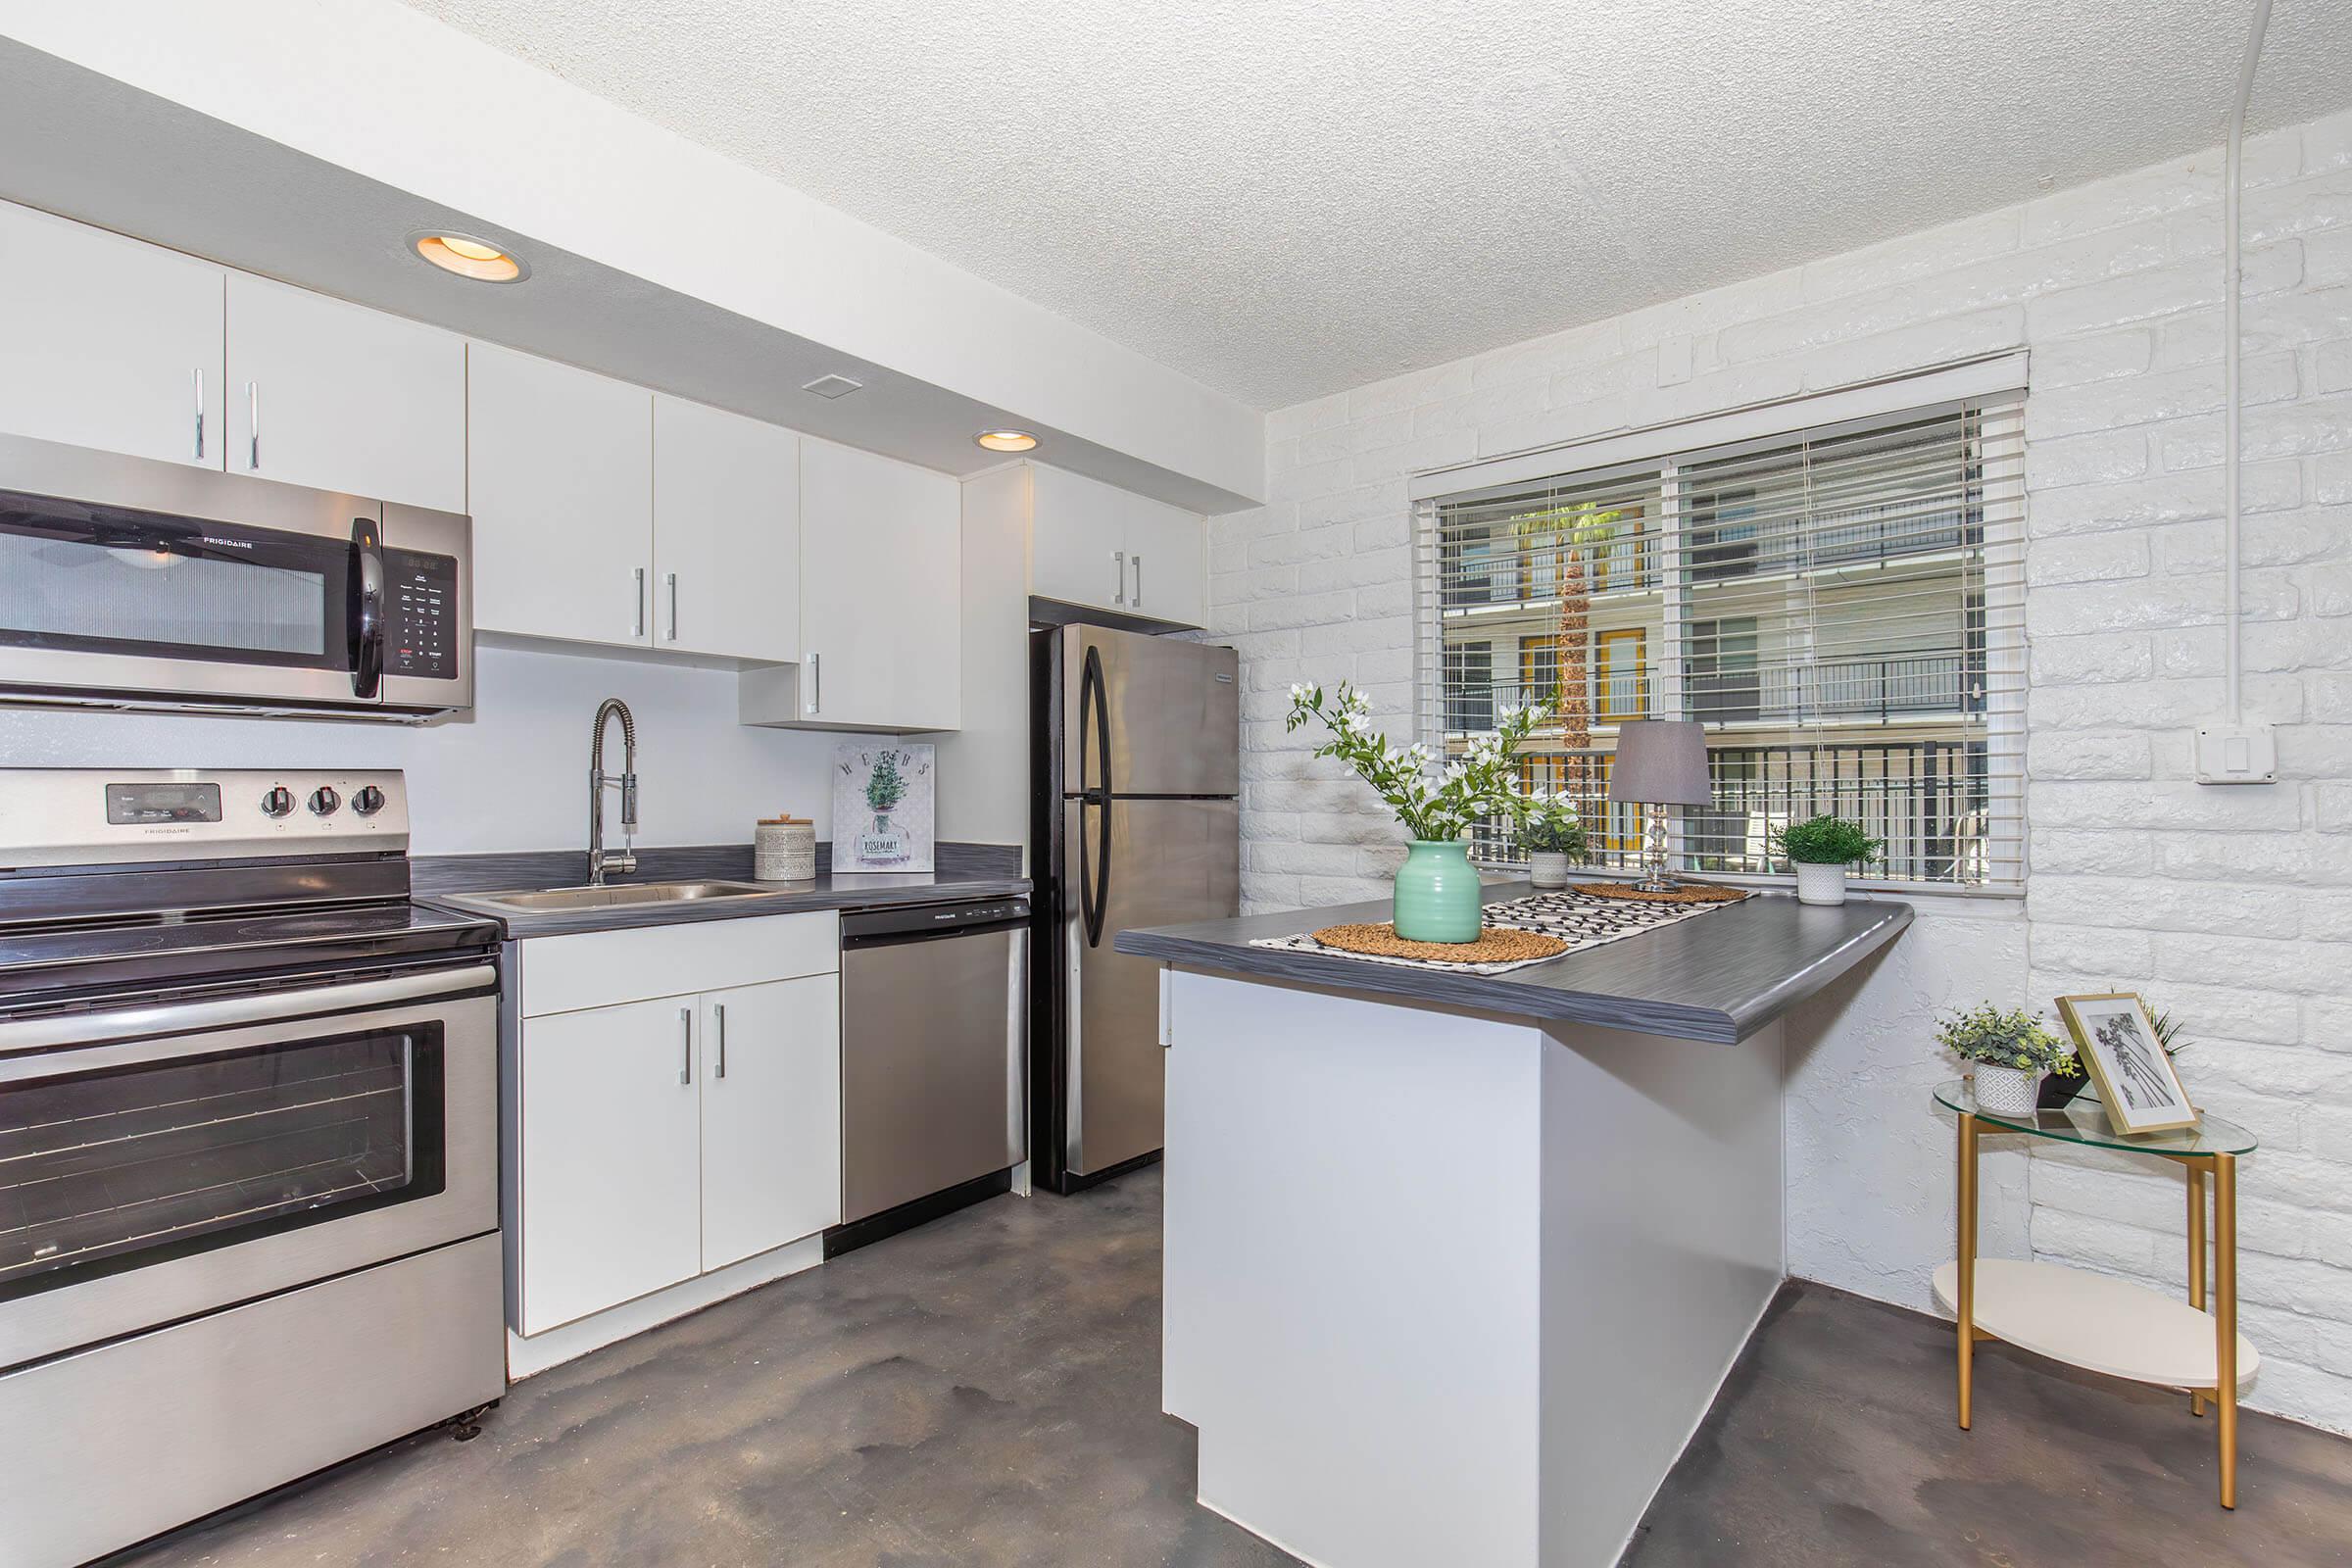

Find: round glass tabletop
1934;1079;2257;1156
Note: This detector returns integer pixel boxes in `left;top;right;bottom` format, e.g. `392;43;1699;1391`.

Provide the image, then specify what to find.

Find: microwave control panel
384;550;459;679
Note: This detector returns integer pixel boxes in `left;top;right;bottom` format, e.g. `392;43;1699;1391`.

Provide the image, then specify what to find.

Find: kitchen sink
440;879;777;915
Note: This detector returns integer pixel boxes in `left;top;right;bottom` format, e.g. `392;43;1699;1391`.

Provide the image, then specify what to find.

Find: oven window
0;1024;445;1299
0;492;349;669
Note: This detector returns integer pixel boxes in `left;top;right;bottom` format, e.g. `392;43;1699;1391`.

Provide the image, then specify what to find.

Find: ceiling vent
802;373;864;400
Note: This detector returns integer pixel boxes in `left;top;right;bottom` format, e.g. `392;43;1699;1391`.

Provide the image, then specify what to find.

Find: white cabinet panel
0;201;223;467
467;342;653;647
791;436;961;731
1025;464;1206;628
1123;490;1207;627
699;976;842;1270
223;272;465;510
518;996;704;1335
1027;470;1128;612
518;911;837;1018
653;395;798;662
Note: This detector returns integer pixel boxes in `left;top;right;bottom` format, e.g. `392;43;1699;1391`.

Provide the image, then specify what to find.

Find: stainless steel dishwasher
831;896;1030;1252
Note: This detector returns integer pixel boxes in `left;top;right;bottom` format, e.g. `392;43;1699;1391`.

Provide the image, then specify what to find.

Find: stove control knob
260;785;297;818
351;785;387;816
308;786;341;816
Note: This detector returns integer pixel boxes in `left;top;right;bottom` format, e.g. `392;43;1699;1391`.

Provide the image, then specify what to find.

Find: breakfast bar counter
1116;883;1911;1568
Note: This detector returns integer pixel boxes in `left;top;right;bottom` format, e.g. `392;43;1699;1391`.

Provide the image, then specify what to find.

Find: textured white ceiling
397;0;2352;410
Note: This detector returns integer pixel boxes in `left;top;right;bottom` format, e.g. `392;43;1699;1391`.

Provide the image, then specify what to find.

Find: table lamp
1606;720;1714;893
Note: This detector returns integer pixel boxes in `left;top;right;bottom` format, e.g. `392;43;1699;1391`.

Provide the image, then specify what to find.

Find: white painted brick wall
1213;110;2352;1433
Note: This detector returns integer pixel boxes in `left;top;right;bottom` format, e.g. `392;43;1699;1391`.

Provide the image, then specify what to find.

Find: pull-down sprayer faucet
588;698;639;886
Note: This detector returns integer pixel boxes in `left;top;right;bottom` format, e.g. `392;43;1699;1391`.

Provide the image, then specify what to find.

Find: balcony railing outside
1474;737;1992;886
1447;650;1970;734
1441;528;1658;610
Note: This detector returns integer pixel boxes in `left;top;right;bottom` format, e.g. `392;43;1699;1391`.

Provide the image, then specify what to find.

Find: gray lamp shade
1606;720;1714;806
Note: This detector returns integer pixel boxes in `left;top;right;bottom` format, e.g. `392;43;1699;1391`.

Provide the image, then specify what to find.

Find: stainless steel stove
0;768;505;1568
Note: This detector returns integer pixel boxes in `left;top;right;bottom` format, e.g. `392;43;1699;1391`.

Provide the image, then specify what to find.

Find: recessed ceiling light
975;429;1039;453
409;230;528;283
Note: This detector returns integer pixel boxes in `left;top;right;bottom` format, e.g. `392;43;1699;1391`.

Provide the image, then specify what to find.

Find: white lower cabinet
698;976;841;1270
512;913;841;1339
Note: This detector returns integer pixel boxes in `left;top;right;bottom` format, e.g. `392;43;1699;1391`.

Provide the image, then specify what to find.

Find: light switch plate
2193;723;2278;784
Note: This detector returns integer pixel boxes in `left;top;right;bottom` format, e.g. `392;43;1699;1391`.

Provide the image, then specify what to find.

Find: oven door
0;961;497;1370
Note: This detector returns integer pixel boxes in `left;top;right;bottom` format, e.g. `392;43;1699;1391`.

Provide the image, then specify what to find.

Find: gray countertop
414;842;1028;938
1113;883;1911;1044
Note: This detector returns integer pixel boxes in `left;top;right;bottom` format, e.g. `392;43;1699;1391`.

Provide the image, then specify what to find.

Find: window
1419;395;2025;890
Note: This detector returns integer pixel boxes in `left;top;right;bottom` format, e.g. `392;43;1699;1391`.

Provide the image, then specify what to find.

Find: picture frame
2056;992;2198;1136
830;743;936;873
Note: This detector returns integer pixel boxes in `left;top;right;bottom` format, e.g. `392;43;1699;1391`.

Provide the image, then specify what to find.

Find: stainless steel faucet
588;698;639;886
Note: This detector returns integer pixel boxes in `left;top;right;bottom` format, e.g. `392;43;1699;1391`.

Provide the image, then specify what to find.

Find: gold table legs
1954;1125;2238;1509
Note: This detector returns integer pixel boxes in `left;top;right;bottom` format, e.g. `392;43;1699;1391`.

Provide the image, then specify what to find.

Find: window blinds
1414;393;2025;891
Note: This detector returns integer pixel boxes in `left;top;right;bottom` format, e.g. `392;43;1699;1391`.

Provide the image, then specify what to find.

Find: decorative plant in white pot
1936;1004;2078;1115
1507;790;1587;890
1286;682;1546;942
1769;814;1884;906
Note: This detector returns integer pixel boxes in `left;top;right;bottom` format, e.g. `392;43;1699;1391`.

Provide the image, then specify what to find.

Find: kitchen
5;5;2352;1567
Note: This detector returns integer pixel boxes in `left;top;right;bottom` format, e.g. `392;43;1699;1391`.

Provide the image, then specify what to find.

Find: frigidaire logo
199;536;254;550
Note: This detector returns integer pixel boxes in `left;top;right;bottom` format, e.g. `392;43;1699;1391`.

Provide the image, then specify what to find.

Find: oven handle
0;963;497;1065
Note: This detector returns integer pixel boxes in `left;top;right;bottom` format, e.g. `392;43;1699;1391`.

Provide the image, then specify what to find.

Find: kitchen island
1115;884;1910;1568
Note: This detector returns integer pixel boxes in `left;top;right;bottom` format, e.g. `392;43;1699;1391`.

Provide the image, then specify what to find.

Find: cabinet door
517;996;704;1335
467;342;654;647
223;272;465;510
798;437;961;730
698;976;842;1271
0;202;224;467
652;395;798;662
1121;495;1207;629
1026;467;1128;613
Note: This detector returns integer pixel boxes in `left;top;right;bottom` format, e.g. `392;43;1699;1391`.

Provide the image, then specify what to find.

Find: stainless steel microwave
0;431;470;719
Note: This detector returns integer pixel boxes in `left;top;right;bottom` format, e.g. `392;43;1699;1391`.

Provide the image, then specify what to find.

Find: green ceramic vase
1393;839;1482;944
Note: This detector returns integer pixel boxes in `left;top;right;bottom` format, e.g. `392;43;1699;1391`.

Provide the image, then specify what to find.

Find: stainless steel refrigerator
1031;622;1240;1193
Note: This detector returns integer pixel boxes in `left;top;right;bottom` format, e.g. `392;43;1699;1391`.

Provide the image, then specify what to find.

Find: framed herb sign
833;743;936;872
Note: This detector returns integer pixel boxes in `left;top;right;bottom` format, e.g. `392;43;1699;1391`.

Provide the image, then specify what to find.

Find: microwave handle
350;515;385;699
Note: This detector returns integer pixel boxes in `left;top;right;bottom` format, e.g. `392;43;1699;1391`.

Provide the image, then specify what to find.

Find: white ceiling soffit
0;5;1263;513
389;0;2352;412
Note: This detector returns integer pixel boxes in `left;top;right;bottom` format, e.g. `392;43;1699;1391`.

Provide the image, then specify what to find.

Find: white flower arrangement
1285;681;1546;843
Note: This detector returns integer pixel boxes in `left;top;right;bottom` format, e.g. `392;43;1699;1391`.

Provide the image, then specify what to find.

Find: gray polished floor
118;1168;2352;1567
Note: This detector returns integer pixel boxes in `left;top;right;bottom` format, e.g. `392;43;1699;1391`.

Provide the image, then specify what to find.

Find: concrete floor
117;1167;2352;1567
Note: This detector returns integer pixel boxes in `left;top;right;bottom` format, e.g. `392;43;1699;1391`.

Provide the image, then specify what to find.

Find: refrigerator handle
1079;643;1112;948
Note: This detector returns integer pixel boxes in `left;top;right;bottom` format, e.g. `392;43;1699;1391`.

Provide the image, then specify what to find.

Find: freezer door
1064;796;1239;1176
1059;623;1239;798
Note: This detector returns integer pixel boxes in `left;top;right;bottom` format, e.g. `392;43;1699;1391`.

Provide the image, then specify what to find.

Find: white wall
0;644;856;856
1214;110;2352;1431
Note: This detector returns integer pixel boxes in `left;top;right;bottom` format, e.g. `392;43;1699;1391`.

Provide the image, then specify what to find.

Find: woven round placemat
1575;881;1747;905
1308;923;1570;963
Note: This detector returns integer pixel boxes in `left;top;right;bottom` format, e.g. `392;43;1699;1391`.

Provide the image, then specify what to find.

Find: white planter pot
1528;851;1571;890
1972;1061;2040;1115
1794;860;1848;906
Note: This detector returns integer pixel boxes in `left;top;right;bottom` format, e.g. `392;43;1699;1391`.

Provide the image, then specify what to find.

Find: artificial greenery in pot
2040;992;2190;1108
1509;790;1587;890
1936;1004;2078;1115
864;750;907;833
1286;681;1546;942
1769;814;1885;906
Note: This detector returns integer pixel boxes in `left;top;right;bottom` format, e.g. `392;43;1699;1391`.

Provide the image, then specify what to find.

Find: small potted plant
1287;681;1545;943
1769;814;1884;906
1509;791;1587;890
1936;1004;2077;1115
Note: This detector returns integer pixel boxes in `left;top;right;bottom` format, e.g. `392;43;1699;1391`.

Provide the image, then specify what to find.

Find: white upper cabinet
0;201;224;468
745;436;960;732
224;272;466;511
468;343;655;648
652;395;799;663
1026;464;1207;628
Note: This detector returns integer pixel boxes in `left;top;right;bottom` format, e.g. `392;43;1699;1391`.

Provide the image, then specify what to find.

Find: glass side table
1934;1080;2259;1509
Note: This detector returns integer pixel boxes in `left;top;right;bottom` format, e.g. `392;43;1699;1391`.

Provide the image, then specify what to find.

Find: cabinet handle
805;651;821;715
679;1005;694;1085
712;1002;727;1079
1113;550;1126;606
246;381;260;470
665;571;679;642
633;567;647;639
192;368;205;462
1132;554;1144;610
